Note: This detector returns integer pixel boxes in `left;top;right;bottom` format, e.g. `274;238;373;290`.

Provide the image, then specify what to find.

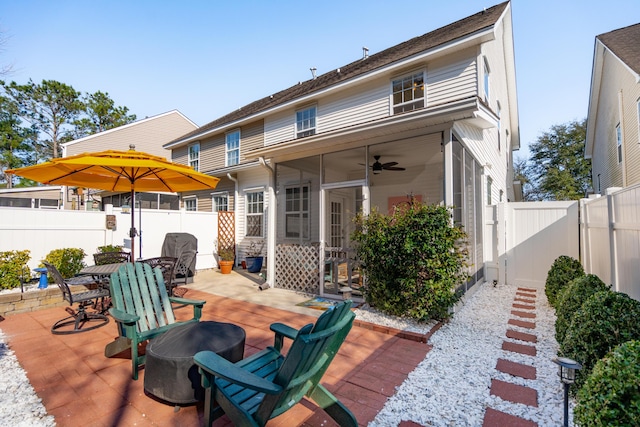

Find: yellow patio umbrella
6;145;220;260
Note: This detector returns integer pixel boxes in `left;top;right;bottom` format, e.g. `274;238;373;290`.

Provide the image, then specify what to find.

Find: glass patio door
322;186;363;299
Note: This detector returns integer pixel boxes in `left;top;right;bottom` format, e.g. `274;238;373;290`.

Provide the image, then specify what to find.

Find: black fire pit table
144;321;245;405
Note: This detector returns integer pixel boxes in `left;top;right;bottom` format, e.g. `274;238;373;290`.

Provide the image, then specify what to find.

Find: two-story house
585;23;640;194
165;1;519;298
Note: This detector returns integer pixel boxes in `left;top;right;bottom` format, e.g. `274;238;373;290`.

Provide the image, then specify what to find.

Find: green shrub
545;255;584;307
351;200;468;321
574;340;640;426
561;291;640;394
96;245;123;253
555;274;610;344
42;248;87;279
0;250;31;290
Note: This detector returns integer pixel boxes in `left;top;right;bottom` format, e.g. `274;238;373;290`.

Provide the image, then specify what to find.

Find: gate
502;201;579;289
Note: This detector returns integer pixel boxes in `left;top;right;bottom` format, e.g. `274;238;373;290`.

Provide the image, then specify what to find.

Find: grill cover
161;232;197;278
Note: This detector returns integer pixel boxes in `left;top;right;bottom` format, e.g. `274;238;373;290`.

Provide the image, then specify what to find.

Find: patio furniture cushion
144;321;245;404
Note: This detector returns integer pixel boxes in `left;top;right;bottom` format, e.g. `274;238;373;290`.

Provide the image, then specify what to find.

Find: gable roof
597;23;640;75
169;1;510;146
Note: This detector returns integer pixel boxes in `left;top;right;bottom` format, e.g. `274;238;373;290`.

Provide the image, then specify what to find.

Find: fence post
606;188;620;292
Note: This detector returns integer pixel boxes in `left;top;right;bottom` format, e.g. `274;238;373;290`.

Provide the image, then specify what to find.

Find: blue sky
2;0;639;159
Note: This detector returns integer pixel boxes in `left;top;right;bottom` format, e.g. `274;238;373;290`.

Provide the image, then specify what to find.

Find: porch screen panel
464;150;476;289
474;157;484;283
452;140;463;225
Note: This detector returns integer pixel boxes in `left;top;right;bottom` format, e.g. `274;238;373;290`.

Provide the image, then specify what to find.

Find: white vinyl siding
64;111;197;159
264;53;478;146
426;53;477;107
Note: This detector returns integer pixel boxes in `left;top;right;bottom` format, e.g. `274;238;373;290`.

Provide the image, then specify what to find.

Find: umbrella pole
130;188;136;261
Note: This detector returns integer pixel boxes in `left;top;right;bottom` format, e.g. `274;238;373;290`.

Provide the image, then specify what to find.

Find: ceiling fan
365;155;406;174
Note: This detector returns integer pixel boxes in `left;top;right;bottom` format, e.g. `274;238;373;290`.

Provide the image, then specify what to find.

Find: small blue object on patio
33;267;48;289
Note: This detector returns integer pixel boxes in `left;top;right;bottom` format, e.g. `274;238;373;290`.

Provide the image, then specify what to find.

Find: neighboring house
0;186;63;209
585;23;640;194
62;110;198;210
165;1;519;298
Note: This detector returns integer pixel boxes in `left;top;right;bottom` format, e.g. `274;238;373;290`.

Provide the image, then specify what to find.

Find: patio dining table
78;262;128;279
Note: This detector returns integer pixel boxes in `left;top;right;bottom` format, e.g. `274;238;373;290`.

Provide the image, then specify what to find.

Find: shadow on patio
1;270;431;427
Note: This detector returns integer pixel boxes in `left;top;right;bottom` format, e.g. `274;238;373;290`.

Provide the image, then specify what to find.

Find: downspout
258;157;275;290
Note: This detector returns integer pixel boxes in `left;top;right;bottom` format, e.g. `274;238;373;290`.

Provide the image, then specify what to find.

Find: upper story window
285;185;310;239
296;106;316;138
486;176;493;205
483;57;490;103
245;190;264;237
184;196;197;211
212;192;229;212
226;130;240;166
392;71;425;114
188;143;200;171
616;123;622;164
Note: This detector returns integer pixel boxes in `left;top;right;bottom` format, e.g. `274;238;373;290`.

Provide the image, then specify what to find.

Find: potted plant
245;240;265;273
218;247;235;274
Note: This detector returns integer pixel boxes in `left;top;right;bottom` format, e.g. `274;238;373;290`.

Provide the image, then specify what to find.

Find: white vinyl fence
498;201;580;289
0;206;219;274
581;184;640;301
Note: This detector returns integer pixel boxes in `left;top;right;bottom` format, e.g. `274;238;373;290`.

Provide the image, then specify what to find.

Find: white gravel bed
0;331;55;427
369;282;574;427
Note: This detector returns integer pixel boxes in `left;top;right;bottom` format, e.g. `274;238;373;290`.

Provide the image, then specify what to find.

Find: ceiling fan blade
384;166;406;171
381;161;398;168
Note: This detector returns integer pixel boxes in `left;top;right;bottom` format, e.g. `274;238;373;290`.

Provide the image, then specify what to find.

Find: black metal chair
93;251;131;265
44;262;110;335
173;250;197;287
140;256;177;295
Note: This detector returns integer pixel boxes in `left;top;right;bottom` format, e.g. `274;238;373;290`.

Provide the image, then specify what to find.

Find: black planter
245;256;263;273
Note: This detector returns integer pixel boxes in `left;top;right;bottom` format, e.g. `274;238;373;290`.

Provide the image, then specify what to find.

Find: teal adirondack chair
106;262;206;380
194;300;357;427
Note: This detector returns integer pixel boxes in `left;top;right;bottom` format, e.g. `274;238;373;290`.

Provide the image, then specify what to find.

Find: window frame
211;191;229;212
225;130;240;167
616;123;622;164
284;184;310;240
184;196;197;212
483;57;491;103
296;106;317;138
245;190;264;237
188;143;200;172
391;70;425;114
486;176;493;205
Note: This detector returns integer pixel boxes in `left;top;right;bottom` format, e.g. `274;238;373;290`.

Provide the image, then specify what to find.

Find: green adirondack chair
194;300;357;427
106;262;206;380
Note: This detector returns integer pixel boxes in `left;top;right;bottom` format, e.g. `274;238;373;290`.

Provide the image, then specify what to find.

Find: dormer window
296;106;316;138
392;71;425;114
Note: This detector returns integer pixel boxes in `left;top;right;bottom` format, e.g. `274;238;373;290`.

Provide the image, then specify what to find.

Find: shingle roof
597;23;640;75
175;1;509;143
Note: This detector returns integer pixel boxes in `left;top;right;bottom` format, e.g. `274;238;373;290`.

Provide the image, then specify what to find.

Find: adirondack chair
194;300;357;427
106;262;206;380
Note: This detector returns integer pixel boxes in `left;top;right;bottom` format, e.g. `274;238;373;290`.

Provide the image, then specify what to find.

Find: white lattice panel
274;244;319;294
